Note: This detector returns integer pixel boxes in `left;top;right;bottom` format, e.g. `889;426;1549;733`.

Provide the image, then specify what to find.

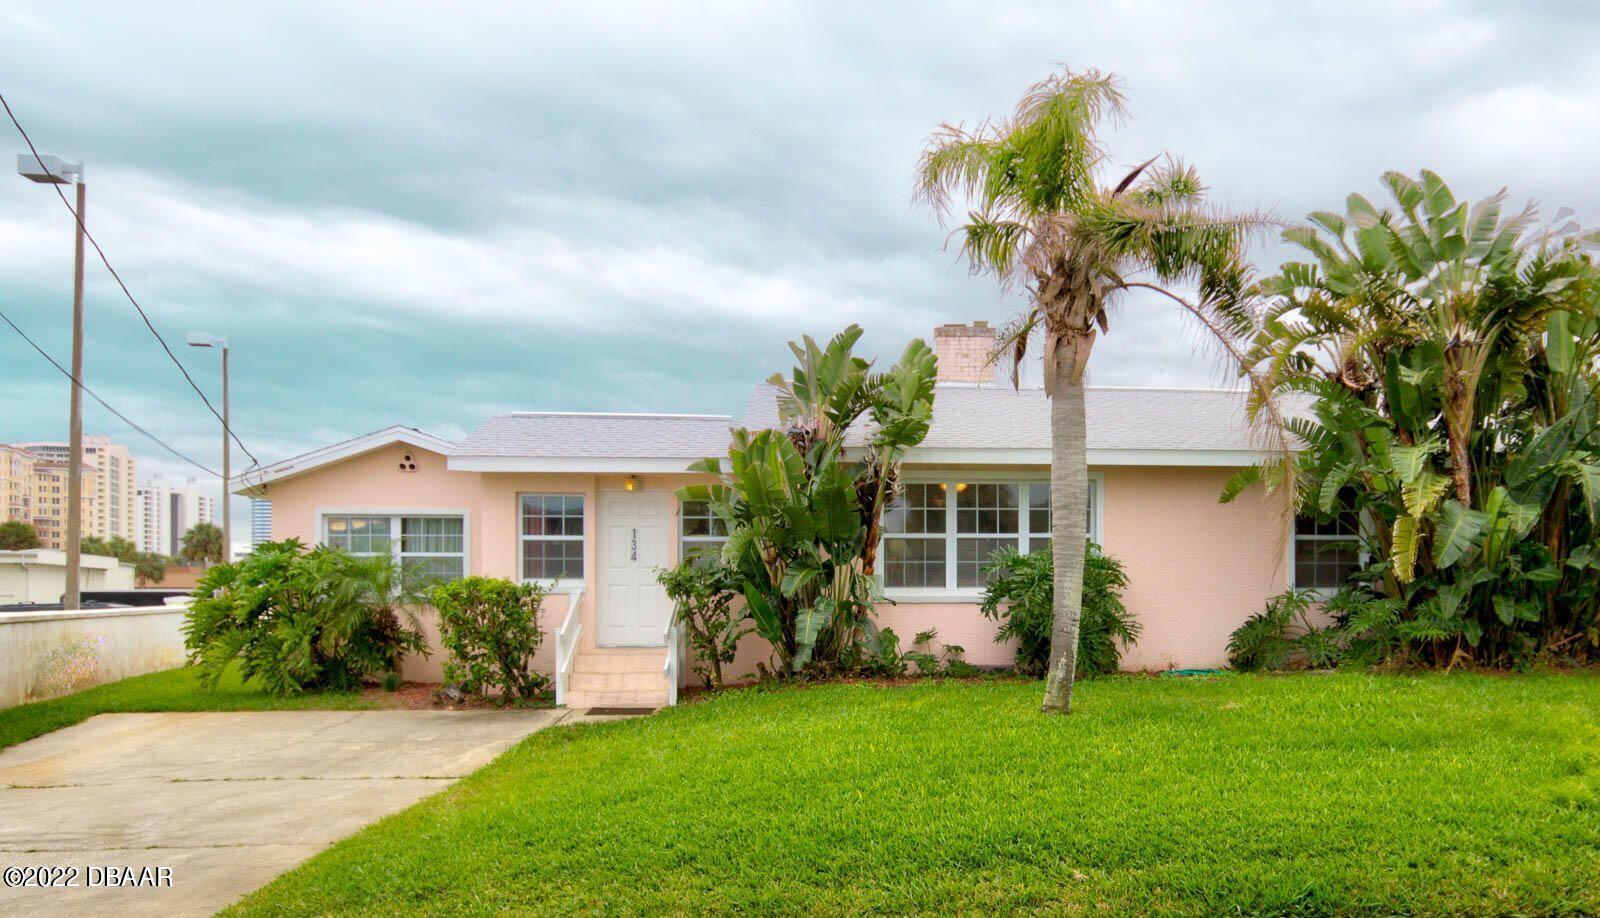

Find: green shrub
657;559;751;688
859;627;974;678
184;540;428;695
381;671;403;693
979;543;1140;677
859;625;908;677
1226;588;1342;672
905;628;942;676
429;577;548;703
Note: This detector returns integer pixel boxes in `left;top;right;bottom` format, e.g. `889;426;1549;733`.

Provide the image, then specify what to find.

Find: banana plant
679;326;936;674
1231;170;1600;665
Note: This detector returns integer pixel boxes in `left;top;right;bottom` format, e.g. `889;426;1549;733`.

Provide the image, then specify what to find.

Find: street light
18;153;87;609
186;332;230;564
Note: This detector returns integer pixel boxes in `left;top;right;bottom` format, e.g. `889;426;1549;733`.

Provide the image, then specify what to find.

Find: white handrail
554;585;584;707
661;610;681;707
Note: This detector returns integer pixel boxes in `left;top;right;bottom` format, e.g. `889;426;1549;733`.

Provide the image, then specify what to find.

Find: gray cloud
3;0;1599;542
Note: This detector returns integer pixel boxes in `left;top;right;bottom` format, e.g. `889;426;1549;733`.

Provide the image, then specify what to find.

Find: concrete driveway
0;709;572;916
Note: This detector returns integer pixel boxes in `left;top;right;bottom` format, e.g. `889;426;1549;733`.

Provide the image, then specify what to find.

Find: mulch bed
359;682;556;711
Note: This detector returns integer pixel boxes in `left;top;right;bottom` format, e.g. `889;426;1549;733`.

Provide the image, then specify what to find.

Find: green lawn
233;672;1600;915
0;666;377;751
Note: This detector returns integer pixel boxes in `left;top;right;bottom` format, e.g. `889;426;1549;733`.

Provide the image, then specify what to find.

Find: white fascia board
893;447;1271;467
446;456;720;474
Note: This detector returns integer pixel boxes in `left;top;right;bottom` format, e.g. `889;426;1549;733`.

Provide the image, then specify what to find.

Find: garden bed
358;681;554;711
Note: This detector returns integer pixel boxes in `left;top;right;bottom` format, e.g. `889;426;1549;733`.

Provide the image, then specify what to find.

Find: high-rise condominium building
0;444;39;530
135;477;218;556
15;436;137;543
250;499;272;548
26;460;98;550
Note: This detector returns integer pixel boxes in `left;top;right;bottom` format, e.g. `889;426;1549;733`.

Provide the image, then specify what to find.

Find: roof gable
232;426;455;495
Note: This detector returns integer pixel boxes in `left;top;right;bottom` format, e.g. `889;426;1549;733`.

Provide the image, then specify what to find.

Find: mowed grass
235;673;1600;916
0;666;377;751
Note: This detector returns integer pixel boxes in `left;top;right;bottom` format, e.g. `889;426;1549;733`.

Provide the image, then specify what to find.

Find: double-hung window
521;494;584;582
882;477;1099;594
679;500;729;566
323;513;466;580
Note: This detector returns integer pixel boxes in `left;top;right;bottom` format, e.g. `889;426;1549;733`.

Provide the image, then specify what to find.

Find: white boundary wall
0;602;189;709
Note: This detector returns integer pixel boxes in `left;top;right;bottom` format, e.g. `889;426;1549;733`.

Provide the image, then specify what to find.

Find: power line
1;90;262;468
0;305;223;479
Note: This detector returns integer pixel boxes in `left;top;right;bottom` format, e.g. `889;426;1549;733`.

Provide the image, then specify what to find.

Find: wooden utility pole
221;342;230;564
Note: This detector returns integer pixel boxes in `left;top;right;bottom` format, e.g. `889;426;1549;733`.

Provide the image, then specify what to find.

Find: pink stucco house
235;322;1348;708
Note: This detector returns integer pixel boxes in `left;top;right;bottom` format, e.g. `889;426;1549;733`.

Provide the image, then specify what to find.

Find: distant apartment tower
135;480;172;555
16;436;137;542
0;444;39;527
135;477;217;556
250;499;272;547
27;460;97;550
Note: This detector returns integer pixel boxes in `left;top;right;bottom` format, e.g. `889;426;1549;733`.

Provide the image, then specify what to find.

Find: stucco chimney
932;321;998;384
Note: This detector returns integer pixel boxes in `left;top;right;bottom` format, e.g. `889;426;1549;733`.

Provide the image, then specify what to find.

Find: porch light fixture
623;475;641;492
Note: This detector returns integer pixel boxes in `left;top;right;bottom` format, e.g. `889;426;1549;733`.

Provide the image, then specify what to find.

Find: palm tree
181;521;226;567
917;67;1287;713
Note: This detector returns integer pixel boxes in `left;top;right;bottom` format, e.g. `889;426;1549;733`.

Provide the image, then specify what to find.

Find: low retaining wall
0;603;189;709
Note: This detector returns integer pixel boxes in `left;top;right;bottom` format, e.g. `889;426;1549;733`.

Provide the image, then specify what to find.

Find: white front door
597;489;674;647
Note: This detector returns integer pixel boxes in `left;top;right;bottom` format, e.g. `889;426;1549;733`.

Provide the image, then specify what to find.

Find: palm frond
914;122;1000;220
1131;157;1207;207
956;213;1031;281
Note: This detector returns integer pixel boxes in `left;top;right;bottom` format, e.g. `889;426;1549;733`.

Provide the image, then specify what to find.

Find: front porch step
572;648;666;676
563;646;673;711
570;670;670;693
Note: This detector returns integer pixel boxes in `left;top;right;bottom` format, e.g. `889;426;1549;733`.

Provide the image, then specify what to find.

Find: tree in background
134;552;167;586
74;534;167;585
0;521;41;550
918;66;1284;712
81;535;137;561
181;522;225;567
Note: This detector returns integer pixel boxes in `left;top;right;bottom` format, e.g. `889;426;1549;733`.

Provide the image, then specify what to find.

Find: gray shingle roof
741;383;1282;452
456;413;735;458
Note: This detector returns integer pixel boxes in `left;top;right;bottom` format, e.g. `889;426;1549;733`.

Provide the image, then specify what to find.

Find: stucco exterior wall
258;445;1288;682
1100;466;1288;670
261;449;716;681
0;604;188;709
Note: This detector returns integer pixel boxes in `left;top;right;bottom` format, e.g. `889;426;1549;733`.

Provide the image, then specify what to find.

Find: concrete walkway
0;709;574;916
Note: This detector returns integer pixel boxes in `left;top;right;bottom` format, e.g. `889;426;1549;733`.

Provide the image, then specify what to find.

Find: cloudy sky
1;1;1595;544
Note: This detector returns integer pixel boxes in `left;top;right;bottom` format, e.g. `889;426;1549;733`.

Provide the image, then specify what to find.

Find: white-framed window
881;482;946;588
882;475;1100;595
323;512;466;581
520;494;584;582
1291;511;1361;592
679;499;728;566
399;516;466;580
326;515;391;555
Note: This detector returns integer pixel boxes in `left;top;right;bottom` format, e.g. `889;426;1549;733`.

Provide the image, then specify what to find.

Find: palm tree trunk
1444;373;1473;506
1042;336;1090;714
